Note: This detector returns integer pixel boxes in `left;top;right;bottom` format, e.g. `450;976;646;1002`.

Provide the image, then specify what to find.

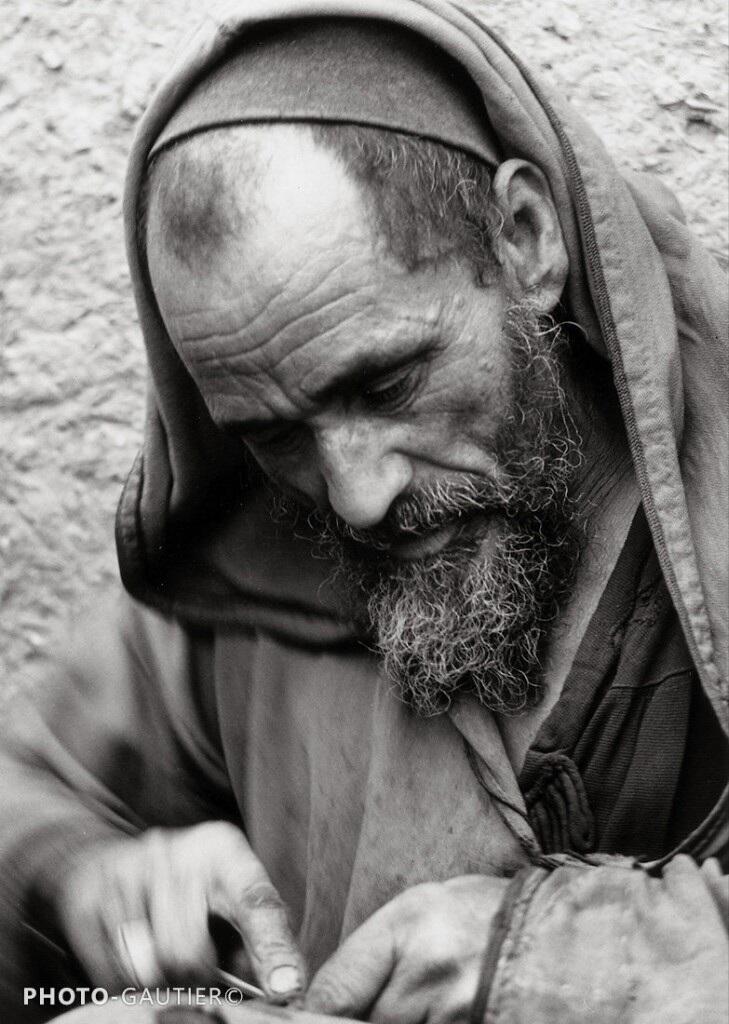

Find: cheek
409;368;512;456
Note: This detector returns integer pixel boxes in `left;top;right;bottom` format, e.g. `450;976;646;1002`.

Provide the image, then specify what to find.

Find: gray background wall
1;0;727;708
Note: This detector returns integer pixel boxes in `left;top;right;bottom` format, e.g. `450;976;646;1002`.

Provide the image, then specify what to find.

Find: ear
491;159;569;312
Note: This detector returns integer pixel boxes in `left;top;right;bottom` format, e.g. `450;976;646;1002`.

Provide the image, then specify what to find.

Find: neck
553;359;642;666
575;408;635;522
495;365;641;769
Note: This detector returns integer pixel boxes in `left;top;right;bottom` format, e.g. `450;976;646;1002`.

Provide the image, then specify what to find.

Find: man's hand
54;821;305;1002
305;875;508;1023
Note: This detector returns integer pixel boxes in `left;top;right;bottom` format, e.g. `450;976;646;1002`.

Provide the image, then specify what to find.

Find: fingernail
268;965;302;996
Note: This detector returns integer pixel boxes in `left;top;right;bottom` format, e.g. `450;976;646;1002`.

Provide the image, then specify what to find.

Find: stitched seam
485;868;549;1022
469;868;535;1024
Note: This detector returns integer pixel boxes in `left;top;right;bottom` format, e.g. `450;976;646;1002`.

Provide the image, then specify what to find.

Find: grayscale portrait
1;1;727;1022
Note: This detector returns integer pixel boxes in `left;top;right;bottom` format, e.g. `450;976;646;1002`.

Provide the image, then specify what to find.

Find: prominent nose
317;422;412;529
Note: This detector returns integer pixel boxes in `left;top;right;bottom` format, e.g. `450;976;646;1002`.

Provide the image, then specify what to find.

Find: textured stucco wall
1;0;726;709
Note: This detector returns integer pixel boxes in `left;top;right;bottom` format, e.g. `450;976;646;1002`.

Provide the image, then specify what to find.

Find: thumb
305;911;396;1017
206;832;306;1003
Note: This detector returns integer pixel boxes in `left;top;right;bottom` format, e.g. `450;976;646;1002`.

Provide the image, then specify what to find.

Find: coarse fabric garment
520;505;728;860
0;1;727;1022
119;0;729;747
119;0;729;866
150;18;502;166
0;526;726;1022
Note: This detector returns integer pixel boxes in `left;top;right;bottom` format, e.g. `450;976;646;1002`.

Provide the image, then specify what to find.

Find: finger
229;881;305;1002
147;833;216;982
226;944;256;984
101;847;165;989
305;909;396;1017
149;870;215;982
369;971;476;1024
701;858;729;929
116;917;163;989
209;840;306;1002
63;847;155;990
62;866;122;989
663;853;720;918
209;914;254;979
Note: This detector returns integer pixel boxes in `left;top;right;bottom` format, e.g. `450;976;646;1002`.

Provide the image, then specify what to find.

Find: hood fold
117;0;728;745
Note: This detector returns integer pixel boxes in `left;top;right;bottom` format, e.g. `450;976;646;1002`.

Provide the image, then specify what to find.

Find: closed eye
361;365;420;412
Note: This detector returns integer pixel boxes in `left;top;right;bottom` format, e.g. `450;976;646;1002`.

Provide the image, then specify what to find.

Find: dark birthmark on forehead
147;134;259;269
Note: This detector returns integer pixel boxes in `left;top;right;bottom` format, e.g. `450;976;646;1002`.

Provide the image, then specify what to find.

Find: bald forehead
144;127;265;270
144;125;372;275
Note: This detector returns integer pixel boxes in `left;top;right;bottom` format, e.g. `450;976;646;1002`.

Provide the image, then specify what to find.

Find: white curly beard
269;305;585;717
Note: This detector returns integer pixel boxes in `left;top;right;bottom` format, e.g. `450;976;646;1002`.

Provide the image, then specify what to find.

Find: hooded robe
0;2;727;1022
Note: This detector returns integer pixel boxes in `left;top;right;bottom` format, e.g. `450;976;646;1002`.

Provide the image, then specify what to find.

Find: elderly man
1;2;727;1022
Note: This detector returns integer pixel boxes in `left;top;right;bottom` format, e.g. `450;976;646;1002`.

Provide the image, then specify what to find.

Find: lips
389;521;461;560
333;497;498;562
388;508;498;561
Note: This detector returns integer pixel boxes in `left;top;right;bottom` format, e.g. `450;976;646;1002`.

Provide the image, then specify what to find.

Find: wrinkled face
149;132;515;553
148;129;581;715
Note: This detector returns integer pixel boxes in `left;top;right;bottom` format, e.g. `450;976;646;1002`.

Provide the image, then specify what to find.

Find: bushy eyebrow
218;336;438;435
302;339;436;402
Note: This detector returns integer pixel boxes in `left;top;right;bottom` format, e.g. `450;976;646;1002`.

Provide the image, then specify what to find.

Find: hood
116;1;728;744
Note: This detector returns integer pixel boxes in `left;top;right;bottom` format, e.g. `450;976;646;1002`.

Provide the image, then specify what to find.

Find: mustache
307;473;517;553
266;301;582;560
